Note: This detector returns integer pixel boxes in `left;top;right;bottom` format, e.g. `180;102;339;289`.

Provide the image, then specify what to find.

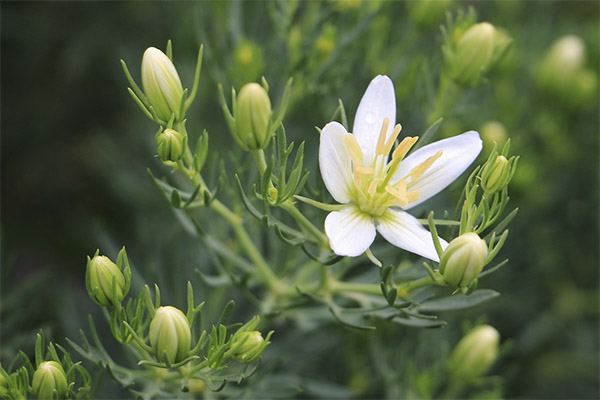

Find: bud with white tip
439;233;488;288
149;306;191;364
141;47;184;122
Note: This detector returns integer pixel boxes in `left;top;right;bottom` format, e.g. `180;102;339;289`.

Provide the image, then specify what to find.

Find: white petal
376;209;448;262
352;75;396;166
325;207;376;257
319;122;355;204
393;131;482;209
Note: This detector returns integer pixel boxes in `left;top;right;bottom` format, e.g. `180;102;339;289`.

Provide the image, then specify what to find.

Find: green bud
149;306;191;364
448;22;496;87
86;254;127;307
447;325;500;382
231;331;265;363
32;361;68;400
155;128;187;162
234;83;272;150
141;47;184;122
439;233;488;288
481;155;510;193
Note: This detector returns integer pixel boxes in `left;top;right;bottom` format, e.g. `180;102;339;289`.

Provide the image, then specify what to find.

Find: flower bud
230;331;265;363
234;83;272;150
538;35;585;90
149;306;191;364
155;128;186;162
447;325;500;382
439;233;488;288
448;22;496;87
86;255;126;307
481;155;510;193
141;47;184;122
32;361;68;400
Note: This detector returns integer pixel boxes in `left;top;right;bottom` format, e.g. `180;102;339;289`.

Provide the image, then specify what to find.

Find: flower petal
325;207;376;257
319;122;355;204
352;75;396;166
393;131;482;209
376;209;448;262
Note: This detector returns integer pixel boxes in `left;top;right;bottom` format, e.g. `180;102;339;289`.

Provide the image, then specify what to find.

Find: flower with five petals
319;75;482;260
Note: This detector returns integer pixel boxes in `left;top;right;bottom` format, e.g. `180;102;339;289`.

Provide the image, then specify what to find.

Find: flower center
343;118;442;216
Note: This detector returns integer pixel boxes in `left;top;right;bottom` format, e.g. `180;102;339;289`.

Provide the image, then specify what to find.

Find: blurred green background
2;1;598;398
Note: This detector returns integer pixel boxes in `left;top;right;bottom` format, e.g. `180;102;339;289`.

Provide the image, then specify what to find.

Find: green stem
330;275;443;296
427;74;463;125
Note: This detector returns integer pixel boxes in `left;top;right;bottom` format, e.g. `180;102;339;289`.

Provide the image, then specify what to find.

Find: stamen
344;134;364;166
355;166;374;175
368;178;380;196
385;185;408;207
392;136;418;161
410;150;443;181
406;190;420;203
382;124;403;156
375;118;390;155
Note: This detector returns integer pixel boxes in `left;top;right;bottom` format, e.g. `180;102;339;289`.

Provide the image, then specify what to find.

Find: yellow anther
392;136;418;161
410;150;442;181
355;166;374;175
344;134;364;166
395;179;407;194
368;178;380;196
406;190;420;203
375;118;390;155
385;185;408;207
382;124;403;156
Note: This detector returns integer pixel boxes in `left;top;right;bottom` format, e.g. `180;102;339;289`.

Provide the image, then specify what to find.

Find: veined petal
393;131;482;209
325;207;376;257
319;122;356;204
353;75;396;166
376;209;448;262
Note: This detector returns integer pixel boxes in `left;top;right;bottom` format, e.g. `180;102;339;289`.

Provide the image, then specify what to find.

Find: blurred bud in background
409;0;453;30
480;120;508;151
141;47;184;122
447;325;500;383
439;233;488;289
155;128;187;162
536;35;598;108
149;306;191;364
32;361;69;400
86;254;127;307
229;39;265;88
234;83;273;150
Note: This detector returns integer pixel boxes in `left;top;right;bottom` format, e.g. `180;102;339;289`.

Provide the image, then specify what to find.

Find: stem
280;200;329;245
330;275;442;296
427;74;463;125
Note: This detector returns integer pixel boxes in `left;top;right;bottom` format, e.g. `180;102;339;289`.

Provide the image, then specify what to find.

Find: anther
344;134;364;166
375;118;390;155
385;185;408;207
382;124;403;156
410;150;442;181
392;136;418;161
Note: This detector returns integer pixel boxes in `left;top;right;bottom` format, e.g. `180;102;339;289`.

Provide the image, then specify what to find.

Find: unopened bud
32;361;68;400
481;155;510;193
149;306;191;364
439;233;488;288
141;47;184;122
448;22;496;87
234;83;272;150
231;331;265;363
86;254;127;307
156;128;186;162
447;325;500;382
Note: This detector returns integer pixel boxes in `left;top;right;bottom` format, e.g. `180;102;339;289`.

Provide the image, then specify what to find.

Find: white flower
319;75;482;261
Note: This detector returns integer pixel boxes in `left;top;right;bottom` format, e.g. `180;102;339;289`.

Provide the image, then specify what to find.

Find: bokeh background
2;1;598;398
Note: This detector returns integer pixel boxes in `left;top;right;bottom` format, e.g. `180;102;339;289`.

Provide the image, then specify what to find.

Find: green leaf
418;289;500;312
